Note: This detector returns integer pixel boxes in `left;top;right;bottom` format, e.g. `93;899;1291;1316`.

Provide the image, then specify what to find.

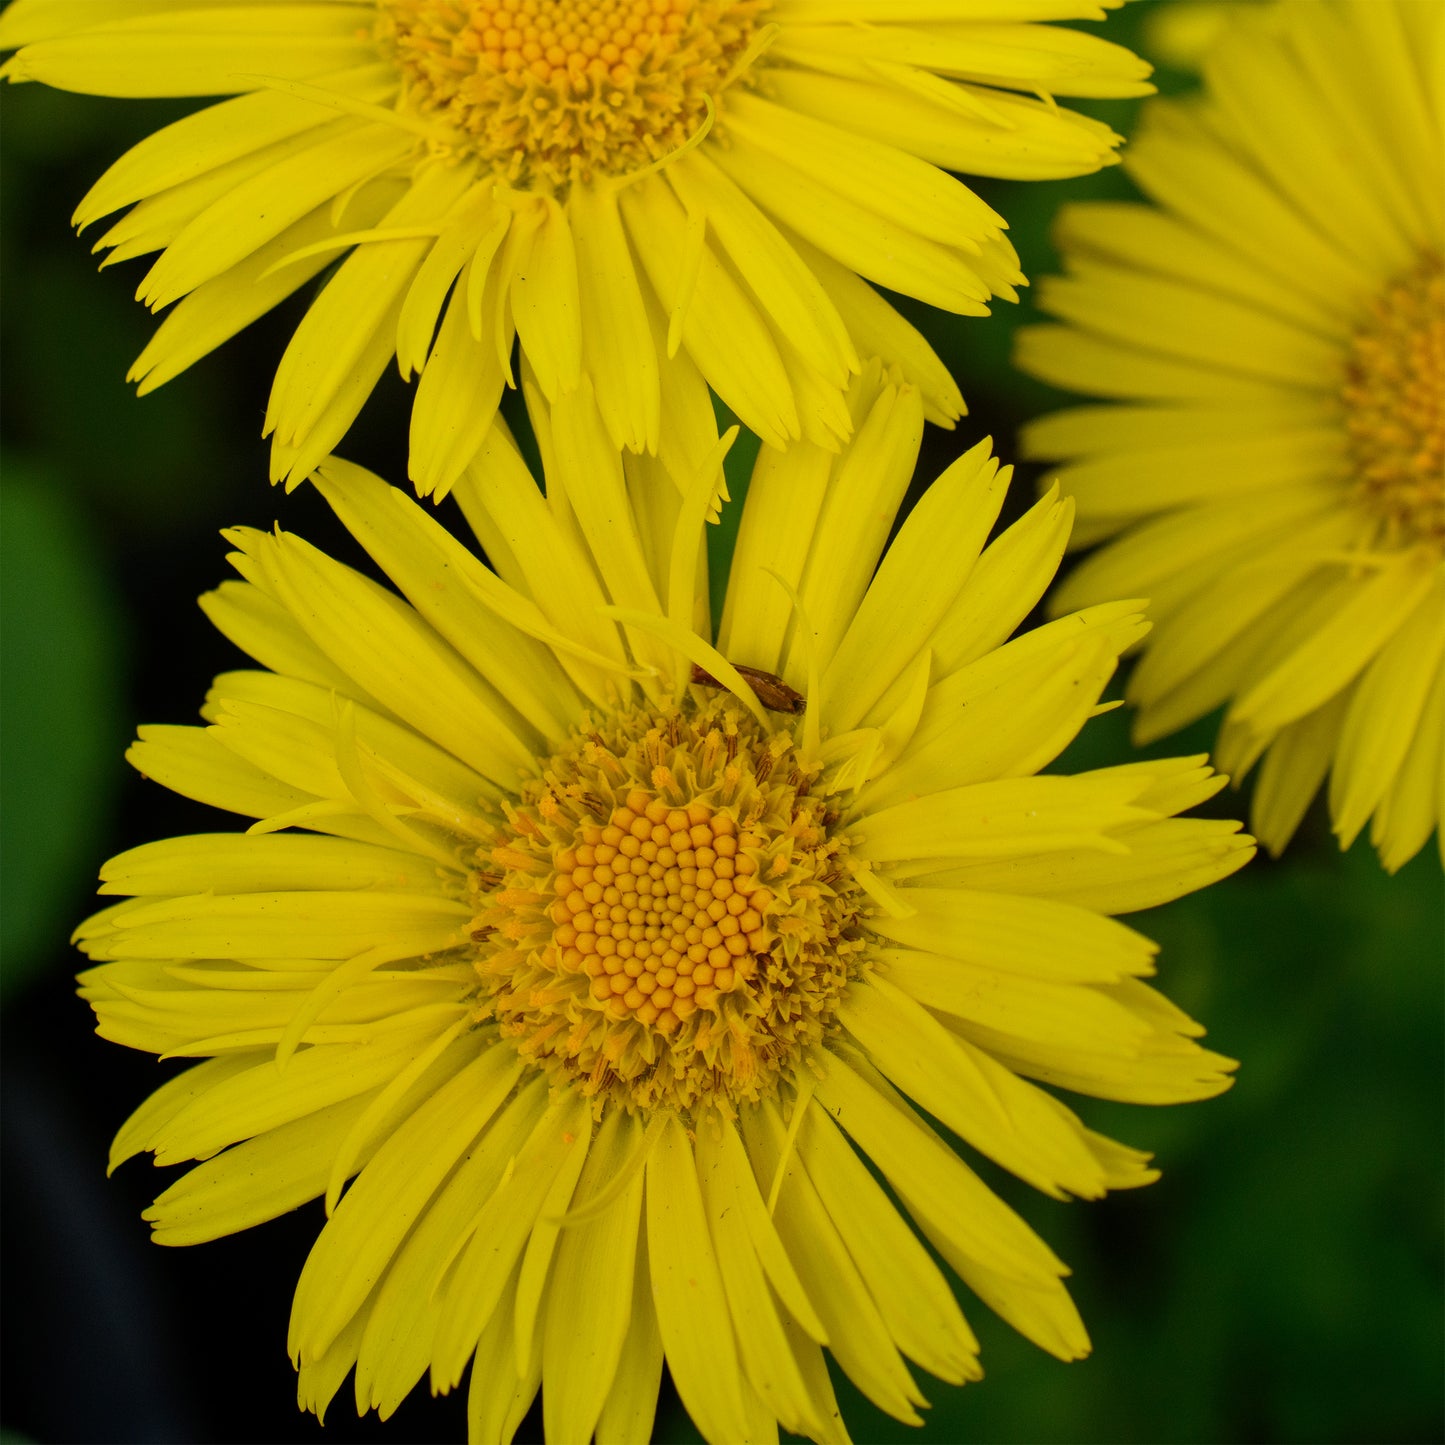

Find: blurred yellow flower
1018;0;1444;871
0;0;1150;494
79;371;1247;1444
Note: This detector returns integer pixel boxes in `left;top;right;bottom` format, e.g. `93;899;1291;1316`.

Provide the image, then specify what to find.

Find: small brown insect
691;662;806;714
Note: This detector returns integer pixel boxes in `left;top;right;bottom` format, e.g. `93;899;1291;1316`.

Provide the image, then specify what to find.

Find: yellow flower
1017;0;1444;872
77;372;1249;1445
0;0;1149;495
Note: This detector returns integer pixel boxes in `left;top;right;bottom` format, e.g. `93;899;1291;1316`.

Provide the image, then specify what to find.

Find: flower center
375;0;769;189
1341;251;1445;547
470;695;865;1113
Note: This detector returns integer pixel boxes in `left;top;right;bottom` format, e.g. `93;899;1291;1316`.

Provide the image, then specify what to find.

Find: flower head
78;373;1249;1443
0;0;1150;494
1016;0;1445;871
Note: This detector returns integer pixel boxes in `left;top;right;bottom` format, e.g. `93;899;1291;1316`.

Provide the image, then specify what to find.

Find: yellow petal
824;437;1007;732
430;1089;590;1390
739;1099;925;1424
1329;579;1445;847
569;181;660;454
541;1110;647;1445
289;1047;526;1363
645;1113;752;1445
872;886;1157;980
146;1092;372;1247
594;1227;664;1445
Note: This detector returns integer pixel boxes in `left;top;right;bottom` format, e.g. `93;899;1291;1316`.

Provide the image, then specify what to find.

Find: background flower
0;0;1148;495
1;4;1441;1444
1016;0;1444;871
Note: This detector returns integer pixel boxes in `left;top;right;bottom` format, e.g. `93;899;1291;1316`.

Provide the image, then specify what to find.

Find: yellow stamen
470;694;866;1113
1341;250;1445;548
375;0;771;190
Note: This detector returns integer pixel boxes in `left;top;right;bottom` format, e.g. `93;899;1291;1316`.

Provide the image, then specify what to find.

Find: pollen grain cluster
1341;250;1445;547
469;695;866;1114
375;0;769;189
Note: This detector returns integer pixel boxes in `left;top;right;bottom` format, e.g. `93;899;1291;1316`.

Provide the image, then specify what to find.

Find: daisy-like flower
1016;0;1445;872
78;371;1249;1445
0;0;1149;495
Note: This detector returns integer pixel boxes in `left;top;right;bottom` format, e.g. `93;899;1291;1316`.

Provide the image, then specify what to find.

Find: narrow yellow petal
541;1111;646;1445
233;528;535;787
409;290;508;499
509;195;582;400
715;124;995;316
4;7;377;97
430;1090;590;1390
795;1103;980;1383
148;1025;448;1165
355;1072;542;1420
594;1227;664;1445
823;437;1008;732
810;1049;1067;1288
1371;660;1445;872
199;578;369;699
738;1100;925;1425
312;458;578;737
570;181;660;453
856;774;1153;870
1231;556;1435;734
668;149;856;384
924;816;1256;915
867;625;1131;811
1329;580;1445;847
620;175;799;448
76;68;393;223
645;1114;752;1445
126;724;313;826
298;1288;372;1426
785;378;924;677
928;486;1075;676
130;195;370;393
108;1053;256;1173
289;1047;524;1362
695;1115;833;1439
872;886;1157;981
775;18;1150;99
1036;262;1339;389
147;1093;372;1248
719;439;832;678
466;1265;540;1445
786;228;964;425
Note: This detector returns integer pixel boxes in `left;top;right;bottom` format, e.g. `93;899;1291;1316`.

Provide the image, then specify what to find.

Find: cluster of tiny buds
547;787;775;1035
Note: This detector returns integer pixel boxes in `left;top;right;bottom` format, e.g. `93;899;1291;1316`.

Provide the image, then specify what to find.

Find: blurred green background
1;3;1440;1442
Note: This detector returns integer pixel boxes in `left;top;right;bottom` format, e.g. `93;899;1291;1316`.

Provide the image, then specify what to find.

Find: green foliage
0;460;126;997
708;399;760;625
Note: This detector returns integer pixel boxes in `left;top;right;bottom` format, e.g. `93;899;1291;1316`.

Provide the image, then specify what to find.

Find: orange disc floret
469;694;866;1113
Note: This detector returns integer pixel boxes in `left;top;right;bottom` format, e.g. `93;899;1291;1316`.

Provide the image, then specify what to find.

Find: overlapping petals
0;0;1150;492
78;371;1249;1443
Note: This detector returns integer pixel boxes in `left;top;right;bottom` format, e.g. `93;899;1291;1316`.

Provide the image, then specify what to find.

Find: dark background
2;4;1441;1442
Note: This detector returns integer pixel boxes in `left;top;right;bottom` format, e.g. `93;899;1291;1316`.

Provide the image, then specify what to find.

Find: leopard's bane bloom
0;0;1149;494
78;371;1248;1445
1017;0;1445;871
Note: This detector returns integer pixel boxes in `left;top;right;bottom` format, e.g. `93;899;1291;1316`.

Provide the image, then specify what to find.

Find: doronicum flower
0;0;1150;494
1016;0;1444;872
78;370;1250;1444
